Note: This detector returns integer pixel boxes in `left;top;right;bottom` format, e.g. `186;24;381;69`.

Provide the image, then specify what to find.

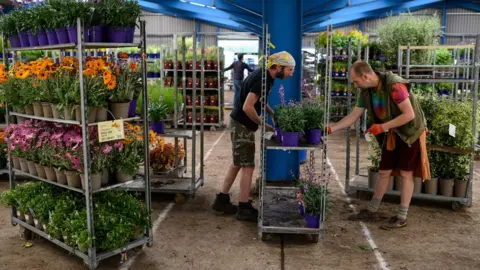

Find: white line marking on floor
326;157;390;270
474;170;480;178
122;130;227;270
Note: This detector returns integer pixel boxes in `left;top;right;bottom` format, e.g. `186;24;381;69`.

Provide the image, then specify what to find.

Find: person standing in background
224;53;255;106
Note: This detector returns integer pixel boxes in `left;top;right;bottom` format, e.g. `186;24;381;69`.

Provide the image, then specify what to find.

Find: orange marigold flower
119;52;129;59
107;79;117;90
130;63;137;72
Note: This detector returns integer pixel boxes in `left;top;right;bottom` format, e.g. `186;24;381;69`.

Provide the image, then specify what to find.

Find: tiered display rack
122;33;205;204
257;25;331;243
345;37;480;210
3;19;152;269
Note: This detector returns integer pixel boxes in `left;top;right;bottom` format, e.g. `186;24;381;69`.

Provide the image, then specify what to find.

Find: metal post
406;44;411;79
432;49;437;95
173;35;178;127
160;46;164;88
182;37;187;130
140;20;153;246
200;36;205;184
466;34;480;207
77;18;95;268
345;38;352;191
191;32;197;194
355;39;362;176
397;46;403;77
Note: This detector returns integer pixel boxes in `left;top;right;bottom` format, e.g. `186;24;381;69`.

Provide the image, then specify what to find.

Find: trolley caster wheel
308;234;319;243
174;193;186;204
452;201;464;211
210;126;216;131
20;227;34;240
261;233;272;242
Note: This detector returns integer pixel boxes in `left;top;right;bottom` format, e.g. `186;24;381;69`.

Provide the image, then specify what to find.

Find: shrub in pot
296;171;331;229
109;62;141;119
302;102;324;145
148;95;169;134
366;134;381;188
113;139;142;183
277;103;305;147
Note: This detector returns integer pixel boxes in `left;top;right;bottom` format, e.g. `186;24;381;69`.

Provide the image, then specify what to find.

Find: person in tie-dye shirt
328;61;428;231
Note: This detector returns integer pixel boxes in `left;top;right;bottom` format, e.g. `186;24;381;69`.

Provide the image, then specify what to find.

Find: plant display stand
121;33;205;204
3;19;153;270
346;39;480;211
257;25;331;243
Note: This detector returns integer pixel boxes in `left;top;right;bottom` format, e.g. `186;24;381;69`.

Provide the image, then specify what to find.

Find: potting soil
262;189;306;228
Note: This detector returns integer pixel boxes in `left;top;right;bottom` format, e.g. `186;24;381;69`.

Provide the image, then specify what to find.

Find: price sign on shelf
449;123;456;138
98;120;125;143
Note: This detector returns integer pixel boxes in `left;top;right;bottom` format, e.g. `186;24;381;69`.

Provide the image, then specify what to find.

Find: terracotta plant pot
186;96;192;106
34;218;43;230
41;102;53;118
16;210;25;221
33;102;44;117
54;168;67;185
51;104;61;119
394;176;402;191
27;161;38;176
66;171;81;187
439;179;454;197
210;96;217;106
35;163;47;179
24;104;34;115
25;213;34;225
414;177;422;193
368;169;378;188
110;102;130;119
209;113;216;123
188;112;193;123
11;156;21;170
96;107;108;122
80;173;102;191
44;166;56;182
454;179;468;198
19;158;29;172
424;178;438;195
187;78;193;88
63;106;75;120
116;171;133;183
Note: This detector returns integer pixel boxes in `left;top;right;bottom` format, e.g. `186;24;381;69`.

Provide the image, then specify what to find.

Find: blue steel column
264;0;302;181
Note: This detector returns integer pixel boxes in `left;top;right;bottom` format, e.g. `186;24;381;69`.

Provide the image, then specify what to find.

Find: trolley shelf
6;42;141;51
349;175;469;204
12;168;138;194
163;69;218;72
120;176;203;194
10;112;140;126
261;187;322;235
265;139;322;150
12;217;150;263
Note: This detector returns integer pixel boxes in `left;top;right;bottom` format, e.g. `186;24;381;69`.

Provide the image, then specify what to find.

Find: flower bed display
0;182;151;252
0;0;141;48
3;55;141;122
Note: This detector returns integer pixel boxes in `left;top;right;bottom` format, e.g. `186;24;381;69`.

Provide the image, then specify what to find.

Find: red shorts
377;133;420;171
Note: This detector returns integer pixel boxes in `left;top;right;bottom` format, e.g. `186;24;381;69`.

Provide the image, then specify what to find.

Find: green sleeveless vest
358;71;426;146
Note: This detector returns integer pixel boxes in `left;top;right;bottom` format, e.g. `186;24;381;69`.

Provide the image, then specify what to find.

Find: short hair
238;53;244;60
351;61;374;77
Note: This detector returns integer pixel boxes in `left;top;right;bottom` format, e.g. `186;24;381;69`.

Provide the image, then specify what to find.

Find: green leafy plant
366;135;381;172
148;96;169;122
276;104;305;132
302;102;324;130
138;83;183;115
434;49;453;65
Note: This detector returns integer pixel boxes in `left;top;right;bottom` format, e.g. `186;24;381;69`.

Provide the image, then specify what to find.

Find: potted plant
296;171;331;229
302;102;324;145
114;138;142;183
109;63;139;119
366;134;381;188
148;96;169;134
277;103;305;147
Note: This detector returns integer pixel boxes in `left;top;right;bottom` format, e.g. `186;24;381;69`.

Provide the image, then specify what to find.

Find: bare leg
221;163;241;194
239;167;254;202
400;170;414;207
372;169;393;200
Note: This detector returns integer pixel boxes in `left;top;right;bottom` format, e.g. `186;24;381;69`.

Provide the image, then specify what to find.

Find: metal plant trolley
256;25;332;243
4;19;153;269
345;39;480;210
121;33;205;204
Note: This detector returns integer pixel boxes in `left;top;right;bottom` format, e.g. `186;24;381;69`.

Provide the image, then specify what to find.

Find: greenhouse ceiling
139;0;480;34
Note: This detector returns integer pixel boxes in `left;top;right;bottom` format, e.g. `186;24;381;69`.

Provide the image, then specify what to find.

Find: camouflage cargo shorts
230;117;255;168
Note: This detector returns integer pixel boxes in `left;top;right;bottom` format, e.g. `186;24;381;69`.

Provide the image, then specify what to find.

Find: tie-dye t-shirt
356;83;409;123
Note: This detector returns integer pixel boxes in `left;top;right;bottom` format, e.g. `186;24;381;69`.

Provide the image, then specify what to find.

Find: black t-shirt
224;60;254;80
230;68;274;131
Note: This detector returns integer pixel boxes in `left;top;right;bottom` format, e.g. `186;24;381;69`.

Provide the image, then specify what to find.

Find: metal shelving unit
256;25;331;242
121;32;205;203
3;19;152;269
345;38;480;210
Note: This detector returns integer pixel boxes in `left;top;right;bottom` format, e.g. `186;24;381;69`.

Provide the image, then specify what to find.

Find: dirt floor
1;89;480;269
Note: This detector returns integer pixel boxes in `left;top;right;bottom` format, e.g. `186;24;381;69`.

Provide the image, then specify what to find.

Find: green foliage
138;82;183;115
276;104;305;132
378;12;442;65
434;49;453;65
366;134;381;172
148;96;169;121
302;102;324;130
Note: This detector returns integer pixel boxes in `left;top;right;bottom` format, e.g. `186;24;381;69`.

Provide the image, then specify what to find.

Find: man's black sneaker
212;193;237;215
236;200;258;222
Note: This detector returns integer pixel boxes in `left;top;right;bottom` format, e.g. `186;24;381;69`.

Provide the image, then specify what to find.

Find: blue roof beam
215;0;262;16
303;0;349;26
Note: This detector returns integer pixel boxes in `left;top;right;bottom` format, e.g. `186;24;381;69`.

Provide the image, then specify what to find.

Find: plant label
98;120;125;143
449;124;456;137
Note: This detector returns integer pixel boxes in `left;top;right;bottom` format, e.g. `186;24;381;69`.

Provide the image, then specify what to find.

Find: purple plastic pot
37;30;48;46
275;126;282;143
9;35;20;48
147;72;154;78
46;29;58;45
128;98;137;117
55;28;69;44
305;129;322;145
305;213;320;228
298;203;305;216
125;27;135;43
151;121;165;134
67;26;77;43
89;25;104;42
281;131;300;147
107;26;126;43
19;32;30;47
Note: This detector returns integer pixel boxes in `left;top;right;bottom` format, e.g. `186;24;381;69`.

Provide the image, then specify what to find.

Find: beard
276;69;286;79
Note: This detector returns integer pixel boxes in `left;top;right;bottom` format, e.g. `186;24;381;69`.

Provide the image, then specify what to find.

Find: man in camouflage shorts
212;51;296;222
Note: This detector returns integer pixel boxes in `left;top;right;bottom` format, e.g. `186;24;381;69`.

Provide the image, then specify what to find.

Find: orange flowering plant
110;56;142;103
